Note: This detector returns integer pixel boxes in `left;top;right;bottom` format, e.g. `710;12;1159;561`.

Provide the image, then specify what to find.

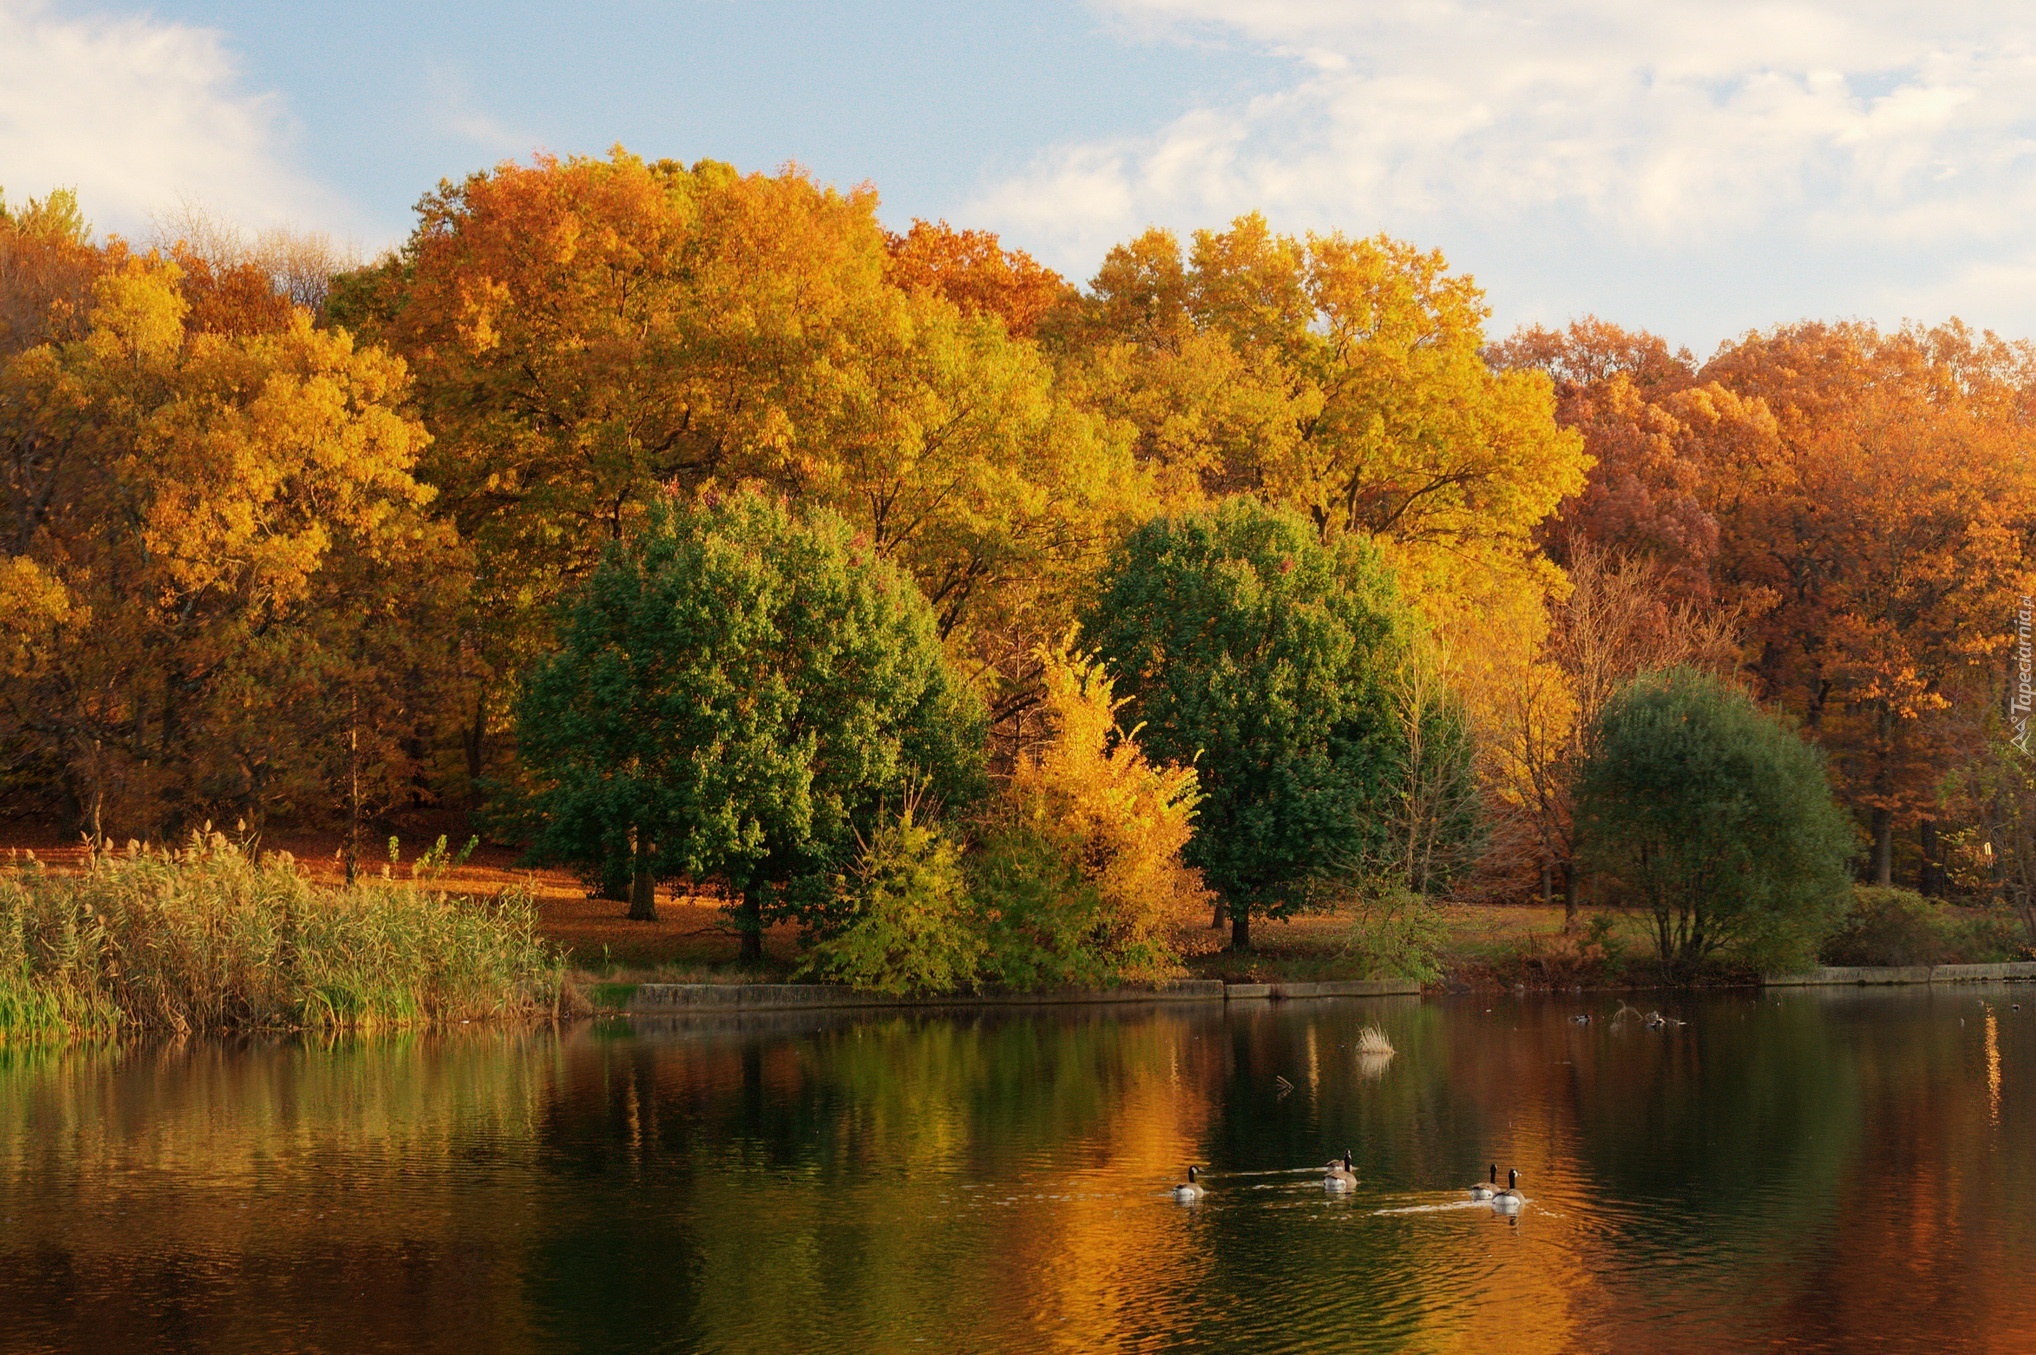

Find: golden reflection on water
1;990;2033;1354
1987;1006;2002;1126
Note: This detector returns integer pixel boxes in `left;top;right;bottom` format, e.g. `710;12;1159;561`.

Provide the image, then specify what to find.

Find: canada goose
1173;1165;1205;1203
1324;1151;1357;1191
1468;1163;1498;1201
1491;1169;1524;1211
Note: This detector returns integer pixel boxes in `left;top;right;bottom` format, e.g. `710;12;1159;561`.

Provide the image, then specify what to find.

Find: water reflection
1;989;2031;1353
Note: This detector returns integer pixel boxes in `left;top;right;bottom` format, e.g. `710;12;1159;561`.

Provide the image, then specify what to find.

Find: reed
0;834;565;1042
1355;1025;1395;1057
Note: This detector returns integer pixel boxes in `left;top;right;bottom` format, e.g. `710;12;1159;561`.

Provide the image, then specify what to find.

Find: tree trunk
627;837;658;922
1561;863;1577;929
1230;906;1251;952
344;693;360;887
1872;807;1894;886
463;696;487;808
1211;896;1227;929
738;894;764;964
1920;818;1943;897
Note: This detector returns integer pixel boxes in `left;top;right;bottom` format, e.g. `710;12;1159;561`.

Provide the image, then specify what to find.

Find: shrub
1821;887;1947;967
1342;888;1448;985
1577;668;1854;976
1821;887;2031;967
799;808;983;996
0;836;565;1042
973;824;1115;991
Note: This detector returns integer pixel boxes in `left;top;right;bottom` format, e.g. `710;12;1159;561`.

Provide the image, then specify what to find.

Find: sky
6;0;2036;352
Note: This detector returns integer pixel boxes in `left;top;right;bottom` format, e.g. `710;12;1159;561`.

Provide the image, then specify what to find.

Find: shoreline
617;977;1420;1015
603;961;2036;1017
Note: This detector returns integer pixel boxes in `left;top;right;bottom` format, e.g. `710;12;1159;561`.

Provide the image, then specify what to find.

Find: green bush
1342;889;1448;985
971;825;1121;992
1821;887;1947;967
799;810;983;996
0;836;565;1043
1578;668;1854;976
1821;887;2031;967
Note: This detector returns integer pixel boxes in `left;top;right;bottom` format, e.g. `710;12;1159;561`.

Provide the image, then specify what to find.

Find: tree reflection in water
1;989;2031;1353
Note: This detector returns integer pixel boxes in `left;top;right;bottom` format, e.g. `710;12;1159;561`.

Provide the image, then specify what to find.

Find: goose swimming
1491;1168;1525;1212
1468;1163;1498;1201
1173;1165;1205;1203
1324;1151;1357;1192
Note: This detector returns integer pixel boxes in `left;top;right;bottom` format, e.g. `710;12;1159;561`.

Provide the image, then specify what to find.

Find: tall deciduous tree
337;150;1149;769
0;253;453;835
1700;322;2036;883
514;490;985;952
1055;215;1588;765
1488;543;1740;922
884;219;1070;339
1083;499;1411;949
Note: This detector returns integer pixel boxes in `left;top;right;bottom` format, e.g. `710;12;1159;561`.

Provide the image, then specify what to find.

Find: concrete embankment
623;977;1419;1015
1766;961;2036;987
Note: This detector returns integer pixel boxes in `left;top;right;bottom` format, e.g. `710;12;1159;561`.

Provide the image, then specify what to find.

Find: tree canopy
1083;498;1413;948
514;489;985;951
1577;668;1854;974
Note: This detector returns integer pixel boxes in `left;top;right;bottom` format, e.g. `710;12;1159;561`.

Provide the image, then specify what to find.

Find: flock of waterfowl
1173;1157;1526;1211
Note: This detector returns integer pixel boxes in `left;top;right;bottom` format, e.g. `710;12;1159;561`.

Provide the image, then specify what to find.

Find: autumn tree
0;187;103;358
975;640;1206;986
1488;542;1740;921
0;252;454;836
514;490;985;949
1055;215;1588;755
1699;322;2036;884
338;151;1149;774
884;219;1070;338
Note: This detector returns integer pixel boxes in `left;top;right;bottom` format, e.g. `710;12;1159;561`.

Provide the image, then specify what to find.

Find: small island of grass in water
0;835;566;1043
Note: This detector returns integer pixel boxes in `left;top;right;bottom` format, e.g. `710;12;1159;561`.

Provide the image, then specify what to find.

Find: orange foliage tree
1507;317;2036;889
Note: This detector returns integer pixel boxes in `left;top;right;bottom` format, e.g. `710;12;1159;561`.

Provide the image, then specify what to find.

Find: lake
1;987;2030;1354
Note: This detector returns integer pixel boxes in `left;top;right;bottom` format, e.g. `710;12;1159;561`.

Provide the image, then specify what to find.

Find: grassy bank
0;836;567;1042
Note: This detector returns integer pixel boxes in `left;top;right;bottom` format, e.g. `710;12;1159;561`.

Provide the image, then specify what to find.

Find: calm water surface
2;988;2032;1354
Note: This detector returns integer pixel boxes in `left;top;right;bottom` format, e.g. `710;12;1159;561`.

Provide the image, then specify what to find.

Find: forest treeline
5;152;2036;978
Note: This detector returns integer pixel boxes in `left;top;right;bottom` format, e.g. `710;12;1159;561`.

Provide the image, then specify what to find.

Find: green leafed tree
1577;667;1855;975
513;490;986;957
1082;499;1413;949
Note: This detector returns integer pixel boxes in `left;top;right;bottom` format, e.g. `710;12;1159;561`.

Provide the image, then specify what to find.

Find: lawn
1;822;1666;989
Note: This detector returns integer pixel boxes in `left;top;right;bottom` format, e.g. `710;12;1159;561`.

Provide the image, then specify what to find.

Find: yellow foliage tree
1054;215;1589;755
983;642;1207;987
0;254;457;836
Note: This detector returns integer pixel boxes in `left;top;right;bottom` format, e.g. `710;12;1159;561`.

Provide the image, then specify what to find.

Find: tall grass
0;834;565;1042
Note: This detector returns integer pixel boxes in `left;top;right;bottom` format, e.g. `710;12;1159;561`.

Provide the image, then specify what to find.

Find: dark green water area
3;987;2031;1353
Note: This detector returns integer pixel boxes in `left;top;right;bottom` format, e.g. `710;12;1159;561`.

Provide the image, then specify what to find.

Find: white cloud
0;0;346;237
971;1;2036;342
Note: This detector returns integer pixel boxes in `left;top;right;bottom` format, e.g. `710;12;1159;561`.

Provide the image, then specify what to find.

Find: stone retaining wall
1766;961;2036;987
624;976;1419;1014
